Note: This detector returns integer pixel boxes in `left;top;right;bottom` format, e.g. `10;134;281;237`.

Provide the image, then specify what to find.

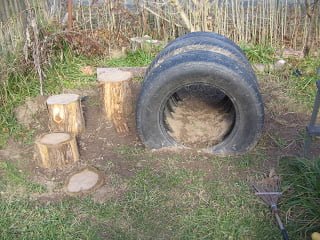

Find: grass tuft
0;197;100;239
287;57;320;108
0;161;45;193
105;49;157;67
280;157;320;238
240;44;275;64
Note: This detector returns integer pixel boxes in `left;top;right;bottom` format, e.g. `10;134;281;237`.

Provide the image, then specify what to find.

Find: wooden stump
97;68;133;133
65;167;104;195
47;94;85;135
35;132;79;169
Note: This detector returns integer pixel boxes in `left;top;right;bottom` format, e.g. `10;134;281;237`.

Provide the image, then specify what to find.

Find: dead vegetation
0;0;319;98
1;0;320;58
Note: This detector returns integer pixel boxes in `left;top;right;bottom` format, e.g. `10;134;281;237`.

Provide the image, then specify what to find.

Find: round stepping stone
66;168;103;194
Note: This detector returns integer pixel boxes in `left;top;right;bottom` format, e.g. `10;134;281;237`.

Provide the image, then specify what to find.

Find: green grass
287;57;320;108
43;55;97;94
0;139;309;240
0;66;40;147
1;44;319;239
0;197;102;239
244;44;320;110
240;44;275;64
280;157;320;239
0;161;45;193
105;49;157;67
0;48;156;148
0;156;283;240
44;49;156;93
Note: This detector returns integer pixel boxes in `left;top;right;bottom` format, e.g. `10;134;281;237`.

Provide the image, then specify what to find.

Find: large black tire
136;51;264;155
166;32;243;53
144;37;257;85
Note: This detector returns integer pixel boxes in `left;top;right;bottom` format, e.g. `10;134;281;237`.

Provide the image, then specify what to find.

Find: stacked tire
136;32;264;155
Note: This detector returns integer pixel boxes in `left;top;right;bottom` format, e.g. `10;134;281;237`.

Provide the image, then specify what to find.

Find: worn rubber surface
144;37;257;85
136;51;264;155
166;31;243;53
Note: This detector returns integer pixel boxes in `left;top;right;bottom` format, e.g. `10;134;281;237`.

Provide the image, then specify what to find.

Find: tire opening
162;84;236;148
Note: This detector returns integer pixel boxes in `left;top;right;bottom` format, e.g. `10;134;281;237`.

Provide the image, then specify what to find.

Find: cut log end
35;132;79;169
65;167;104;195
97;68;133;83
46;93;85;135
40;132;71;145
97;68;133;134
46;93;79;105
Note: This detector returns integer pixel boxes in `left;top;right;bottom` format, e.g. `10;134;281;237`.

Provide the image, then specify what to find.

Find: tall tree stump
35;132;79;169
46;94;85;135
97;68;133;133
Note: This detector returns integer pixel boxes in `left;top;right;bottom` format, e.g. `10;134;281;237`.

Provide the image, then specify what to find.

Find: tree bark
97;68;133;133
47;94;85;136
35;132;79;169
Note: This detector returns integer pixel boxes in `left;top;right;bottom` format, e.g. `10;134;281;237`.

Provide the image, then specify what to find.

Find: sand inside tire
166;95;235;148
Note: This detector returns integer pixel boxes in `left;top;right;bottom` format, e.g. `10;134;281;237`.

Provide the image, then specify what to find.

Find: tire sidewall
145;36;256;85
137;59;264;154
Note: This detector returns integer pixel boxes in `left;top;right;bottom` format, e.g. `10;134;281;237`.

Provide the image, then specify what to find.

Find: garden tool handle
275;212;289;240
281;229;289;240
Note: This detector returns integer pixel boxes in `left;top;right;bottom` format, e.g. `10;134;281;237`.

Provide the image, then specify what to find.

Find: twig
67;0;73;30
143;5;183;28
170;0;195;31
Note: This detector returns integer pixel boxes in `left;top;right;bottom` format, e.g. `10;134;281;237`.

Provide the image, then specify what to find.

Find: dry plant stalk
1;0;320;67
170;0;196;31
303;0;320;56
24;0;44;96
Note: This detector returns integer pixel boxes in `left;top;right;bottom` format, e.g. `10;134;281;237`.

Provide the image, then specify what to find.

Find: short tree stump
35;132;79;169
65;168;104;194
47;93;85;135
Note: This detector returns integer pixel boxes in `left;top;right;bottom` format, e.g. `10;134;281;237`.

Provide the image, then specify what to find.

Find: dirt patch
92;182;127;204
166;96;234;148
30;192;66;204
13;96;48;128
1;83;140;201
2;76;320;203
258;76;320;167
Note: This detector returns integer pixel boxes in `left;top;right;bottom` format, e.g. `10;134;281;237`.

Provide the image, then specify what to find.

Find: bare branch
143;5;183;28
170;0;195;31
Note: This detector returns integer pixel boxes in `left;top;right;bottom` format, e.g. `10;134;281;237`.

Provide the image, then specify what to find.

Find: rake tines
253;174;281;208
252;170;289;240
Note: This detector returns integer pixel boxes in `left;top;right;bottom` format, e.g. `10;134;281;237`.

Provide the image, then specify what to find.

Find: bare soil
1;77;320;203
